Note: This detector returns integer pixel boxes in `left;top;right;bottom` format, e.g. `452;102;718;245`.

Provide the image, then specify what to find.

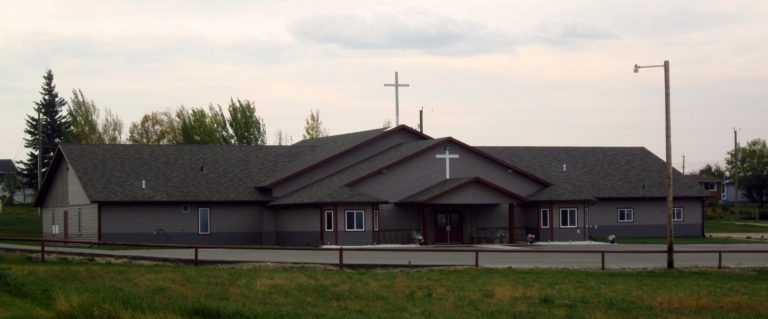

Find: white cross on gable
436;147;459;179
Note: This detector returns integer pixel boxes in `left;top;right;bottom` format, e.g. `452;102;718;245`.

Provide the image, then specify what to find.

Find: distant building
721;180;751;204
686;175;723;207
0;159;34;204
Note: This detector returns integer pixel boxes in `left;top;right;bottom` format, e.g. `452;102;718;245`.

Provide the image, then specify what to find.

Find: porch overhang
397;177;527;205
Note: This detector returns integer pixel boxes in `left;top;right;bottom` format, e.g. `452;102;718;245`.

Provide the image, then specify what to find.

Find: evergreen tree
18;69;70;190
302;109;328;140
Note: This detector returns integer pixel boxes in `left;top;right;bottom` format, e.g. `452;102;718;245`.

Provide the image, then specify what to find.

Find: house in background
0;159;34;205
686;175;723;207
34;125;708;246
721;180;751;204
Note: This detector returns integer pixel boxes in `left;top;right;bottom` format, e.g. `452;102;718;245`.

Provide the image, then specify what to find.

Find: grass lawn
0;254;767;318
0;205;41;238
705;220;768;233
603;237;759;245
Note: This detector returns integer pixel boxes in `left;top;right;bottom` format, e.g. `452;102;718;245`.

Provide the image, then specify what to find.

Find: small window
199;208;210;234
540;208;550;228
673;207;684;222
617;208;634;223
703;182;716;192
181;205;191;213
373;210;379;231
324;210;334;231
560;208;577;228
345;210;365;231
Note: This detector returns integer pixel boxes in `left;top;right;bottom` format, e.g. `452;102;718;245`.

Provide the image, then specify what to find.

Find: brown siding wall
354;141;545;202
42;204;98;241
100;203;264;245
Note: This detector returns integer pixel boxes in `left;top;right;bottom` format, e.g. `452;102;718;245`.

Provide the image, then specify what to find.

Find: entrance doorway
434;209;463;243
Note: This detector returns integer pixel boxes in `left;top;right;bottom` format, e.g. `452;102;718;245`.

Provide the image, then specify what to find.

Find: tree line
10;69;330;194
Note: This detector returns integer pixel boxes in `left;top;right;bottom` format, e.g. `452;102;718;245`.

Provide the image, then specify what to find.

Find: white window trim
324;210;334;232
703;182;716;191
617;208;634;223
345;210;365;232
373;210;379;231
198;208;210;234
540;208;550;228
560;208;578;228
673;207;684;222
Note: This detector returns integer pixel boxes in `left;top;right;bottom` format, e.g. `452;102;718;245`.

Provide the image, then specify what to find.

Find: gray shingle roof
0;160;16;173
478;146;708;200
270;139;445;205
60;144;310;202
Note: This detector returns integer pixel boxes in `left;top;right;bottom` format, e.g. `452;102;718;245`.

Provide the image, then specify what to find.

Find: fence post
339;247;344;270
718;251;722;269
601;251;605;270
194;248;199;266
40;239;45;263
475;251;479;268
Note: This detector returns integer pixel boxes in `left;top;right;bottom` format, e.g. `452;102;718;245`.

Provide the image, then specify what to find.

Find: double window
199;208;210;234
540;208;550;228
703;182;716;192
673;207;684;222
345;210;365;231
617;208;634;223
324;210;334;231
560;208;577;228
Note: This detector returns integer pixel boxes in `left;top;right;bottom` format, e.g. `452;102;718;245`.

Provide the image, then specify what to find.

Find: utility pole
634;60;674;269
734;128;739;211
383;72;410;126
419;107;424;133
682;154;686;175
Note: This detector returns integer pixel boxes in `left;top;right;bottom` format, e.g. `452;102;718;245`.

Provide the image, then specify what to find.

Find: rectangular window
703;182;716;191
345;210;365;231
373;210;379;231
673;207;684;222
324;210;334;231
77;208;82;234
199;208;210;234
540;208;550;228
560;208;577;228
617;208;634;223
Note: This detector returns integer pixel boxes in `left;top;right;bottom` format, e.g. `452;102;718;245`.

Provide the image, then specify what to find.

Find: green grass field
0;205;41;238
705;220;768;233
603;236;758;245
0;253;766;319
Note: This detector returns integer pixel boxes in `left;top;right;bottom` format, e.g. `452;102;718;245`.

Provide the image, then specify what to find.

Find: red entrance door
435;210;463;243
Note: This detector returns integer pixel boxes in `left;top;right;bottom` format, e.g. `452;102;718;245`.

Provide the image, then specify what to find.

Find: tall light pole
634;60;674;269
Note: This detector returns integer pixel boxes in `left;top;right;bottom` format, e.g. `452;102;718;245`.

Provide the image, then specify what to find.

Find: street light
634;60;674;269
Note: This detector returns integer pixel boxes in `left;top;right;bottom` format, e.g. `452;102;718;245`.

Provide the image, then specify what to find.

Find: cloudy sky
1;0;767;172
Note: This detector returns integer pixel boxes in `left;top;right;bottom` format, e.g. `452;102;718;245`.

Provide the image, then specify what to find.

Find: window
345;210;365;231
703;182;716;192
181;205;191;213
540;208;550;228
673;207;684;222
324;210;334;231
199;208;210;234
560;208;577;228
77;208;82;234
373;210;379;231
617;208;634;223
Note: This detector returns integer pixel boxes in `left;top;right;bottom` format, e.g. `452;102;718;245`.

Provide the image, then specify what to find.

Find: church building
36;125;707;246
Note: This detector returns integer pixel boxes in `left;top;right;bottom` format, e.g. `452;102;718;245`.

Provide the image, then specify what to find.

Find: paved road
2;243;767;269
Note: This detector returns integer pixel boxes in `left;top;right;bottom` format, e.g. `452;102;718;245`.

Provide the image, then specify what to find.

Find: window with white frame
560;208;577;228
540;208;550;228
617;208;634;223
324;210;334;231
199;208;210;234
373;210;379;231
673;207;684;222
345;210;365;231
703;182;716;191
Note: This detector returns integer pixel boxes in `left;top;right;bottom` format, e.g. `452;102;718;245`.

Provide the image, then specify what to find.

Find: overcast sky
1;0;767;172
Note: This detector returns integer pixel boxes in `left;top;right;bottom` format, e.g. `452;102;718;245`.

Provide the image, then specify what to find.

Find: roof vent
141;180;146;190
200;166;205;173
562;164;567;172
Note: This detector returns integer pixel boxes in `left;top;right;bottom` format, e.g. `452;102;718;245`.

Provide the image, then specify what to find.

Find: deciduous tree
726;138;768;207
302;109;328;140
